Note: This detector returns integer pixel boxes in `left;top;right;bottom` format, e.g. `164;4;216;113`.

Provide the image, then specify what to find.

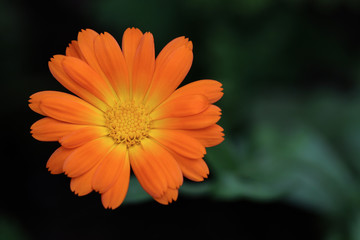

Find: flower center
104;101;151;147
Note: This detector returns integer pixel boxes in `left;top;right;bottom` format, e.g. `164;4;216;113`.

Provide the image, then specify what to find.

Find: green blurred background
2;0;360;239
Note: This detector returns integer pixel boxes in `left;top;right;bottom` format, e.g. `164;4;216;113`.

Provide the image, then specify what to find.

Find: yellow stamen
105;101;151;147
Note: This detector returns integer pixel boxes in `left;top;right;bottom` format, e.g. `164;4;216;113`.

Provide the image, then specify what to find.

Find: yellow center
104;101;151;147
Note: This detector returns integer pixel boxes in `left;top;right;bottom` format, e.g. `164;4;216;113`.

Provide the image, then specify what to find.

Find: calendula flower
29;28;224;209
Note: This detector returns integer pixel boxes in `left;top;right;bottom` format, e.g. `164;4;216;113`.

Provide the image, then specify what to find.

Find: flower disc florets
105;101;151;147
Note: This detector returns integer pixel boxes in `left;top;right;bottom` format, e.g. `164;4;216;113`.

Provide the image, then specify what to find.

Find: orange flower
29;28;224;209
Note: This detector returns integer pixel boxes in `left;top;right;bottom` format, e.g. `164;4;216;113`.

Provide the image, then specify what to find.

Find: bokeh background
2;0;360;239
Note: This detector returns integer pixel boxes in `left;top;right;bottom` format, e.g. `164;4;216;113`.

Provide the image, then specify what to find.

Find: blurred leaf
123;176;151;204
181;94;360;218
0;215;28;240
206;140;241;175
247;97;358;214
308;95;360;176
325;230;343;240
349;211;360;240
231;0;274;16
180;181;212;197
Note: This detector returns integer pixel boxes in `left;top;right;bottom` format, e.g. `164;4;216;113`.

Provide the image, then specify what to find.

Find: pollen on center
104;101;151;147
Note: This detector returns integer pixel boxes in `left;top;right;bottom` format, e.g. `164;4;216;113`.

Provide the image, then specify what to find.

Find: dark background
2;0;360;239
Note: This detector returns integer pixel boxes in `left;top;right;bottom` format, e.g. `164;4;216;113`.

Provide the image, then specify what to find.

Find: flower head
29;28;224;209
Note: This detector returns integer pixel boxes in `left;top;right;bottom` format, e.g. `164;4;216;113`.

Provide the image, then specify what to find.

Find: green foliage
0;216;28;240
123;176;151;204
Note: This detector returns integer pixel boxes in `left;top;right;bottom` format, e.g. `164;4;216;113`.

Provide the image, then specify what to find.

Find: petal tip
186;40;193;51
124;27;143;35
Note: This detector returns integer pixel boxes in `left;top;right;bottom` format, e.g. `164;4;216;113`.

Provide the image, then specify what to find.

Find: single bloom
29;28;224;209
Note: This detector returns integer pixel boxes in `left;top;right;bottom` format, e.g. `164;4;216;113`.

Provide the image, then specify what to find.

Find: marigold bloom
29;28;224;209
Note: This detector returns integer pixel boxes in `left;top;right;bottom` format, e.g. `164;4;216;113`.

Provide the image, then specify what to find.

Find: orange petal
48;55;107;111
131;32;155;102
77;29;106;77
142;138;183;190
151;94;209;120
154;188;178;205
60;126;109;148
92;144;127;193
155;36;189;70
145;40;193;111
46;146;74;174
101;152;130;209
31;117;84;142
170;149;209;182
39;92;105;125
62;56;117;106
179;158;209;182
29;90;73;116
122;27;143;74
94;32;130;100
184;124;224;147
128;144;167;198
63;137;114;177
70;161;101;196
167;80;223;104
66;40;84;60
150;129;205;159
152;105;221;130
